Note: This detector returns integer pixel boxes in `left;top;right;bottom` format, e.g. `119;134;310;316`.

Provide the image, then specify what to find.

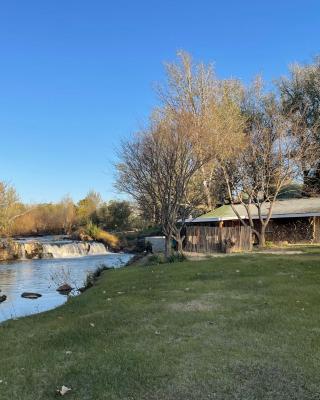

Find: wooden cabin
187;198;320;245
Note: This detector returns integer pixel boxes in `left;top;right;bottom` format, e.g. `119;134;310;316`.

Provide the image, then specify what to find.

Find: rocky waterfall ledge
0;238;109;261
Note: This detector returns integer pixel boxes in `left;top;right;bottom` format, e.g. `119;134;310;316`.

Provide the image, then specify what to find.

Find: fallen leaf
57;385;72;396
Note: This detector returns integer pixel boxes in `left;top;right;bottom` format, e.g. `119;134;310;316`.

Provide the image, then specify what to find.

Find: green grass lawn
1;250;320;399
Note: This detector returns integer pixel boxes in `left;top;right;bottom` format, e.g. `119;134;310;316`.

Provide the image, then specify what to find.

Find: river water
0;237;133;323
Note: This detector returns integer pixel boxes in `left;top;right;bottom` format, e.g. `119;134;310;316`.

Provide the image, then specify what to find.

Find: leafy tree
158;51;246;210
279;57;320;195
220;86;303;247
77;191;102;225
0;182;24;235
59;196;77;234
105;201;132;230
93;200;132;231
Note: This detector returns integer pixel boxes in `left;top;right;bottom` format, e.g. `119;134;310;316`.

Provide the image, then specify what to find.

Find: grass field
1;249;320;399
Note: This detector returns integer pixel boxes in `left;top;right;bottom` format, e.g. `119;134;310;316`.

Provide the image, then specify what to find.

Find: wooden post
218;220;224;251
312;216;316;243
313;216;320;243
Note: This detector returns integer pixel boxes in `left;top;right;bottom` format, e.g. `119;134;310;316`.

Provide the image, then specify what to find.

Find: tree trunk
258;226;266;248
203;180;213;211
177;237;184;254
164;236;172;258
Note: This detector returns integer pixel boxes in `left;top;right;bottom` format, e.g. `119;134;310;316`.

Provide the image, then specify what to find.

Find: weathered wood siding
191;216;319;244
185;226;252;253
313;216;320;243
264;217;314;243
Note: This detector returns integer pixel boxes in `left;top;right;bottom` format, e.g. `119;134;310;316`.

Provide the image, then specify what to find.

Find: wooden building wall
185;226;252;253
191;216;320;244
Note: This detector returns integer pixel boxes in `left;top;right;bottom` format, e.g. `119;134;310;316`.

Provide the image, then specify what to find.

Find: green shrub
147;254;167;265
265;241;274;248
85;222;119;248
147;252;186;266
167;252;187;263
85;221;100;239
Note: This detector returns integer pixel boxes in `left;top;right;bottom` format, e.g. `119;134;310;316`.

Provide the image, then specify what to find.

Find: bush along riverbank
1;248;320;399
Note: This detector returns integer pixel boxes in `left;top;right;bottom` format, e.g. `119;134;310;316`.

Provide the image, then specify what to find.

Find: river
0;236;133;323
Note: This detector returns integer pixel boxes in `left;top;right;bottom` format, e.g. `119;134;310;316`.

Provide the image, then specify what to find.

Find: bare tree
116;112;204;256
220;88;302;247
59;196;77;234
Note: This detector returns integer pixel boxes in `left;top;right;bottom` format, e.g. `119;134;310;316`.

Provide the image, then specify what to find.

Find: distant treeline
0;184;144;237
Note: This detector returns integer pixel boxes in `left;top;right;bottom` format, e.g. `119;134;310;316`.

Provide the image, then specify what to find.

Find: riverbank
1;249;320;399
0;252;132;322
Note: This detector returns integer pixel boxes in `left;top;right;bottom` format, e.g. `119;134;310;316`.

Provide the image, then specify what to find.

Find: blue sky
0;0;319;203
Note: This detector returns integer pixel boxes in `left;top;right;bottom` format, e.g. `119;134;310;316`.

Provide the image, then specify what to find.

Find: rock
0;239;19;261
0;295;7;303
0;239;45;261
80;233;93;242
70;230;93;242
57;283;73;294
22;242;44;259
21;292;42;299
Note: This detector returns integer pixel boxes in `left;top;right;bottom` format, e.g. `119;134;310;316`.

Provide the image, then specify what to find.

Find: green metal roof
191;198;320;222
199;205;235;219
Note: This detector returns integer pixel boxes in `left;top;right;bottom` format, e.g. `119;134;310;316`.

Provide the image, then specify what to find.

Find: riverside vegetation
0;186;153;260
1;247;320;399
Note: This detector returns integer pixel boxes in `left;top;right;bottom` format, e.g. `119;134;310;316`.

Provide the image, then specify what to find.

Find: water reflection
0;253;132;322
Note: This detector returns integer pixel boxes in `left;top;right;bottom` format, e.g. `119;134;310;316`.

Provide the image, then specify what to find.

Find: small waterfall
19;244;27;260
43;242;108;258
17;242;43;260
11;237;110;260
87;242;109;255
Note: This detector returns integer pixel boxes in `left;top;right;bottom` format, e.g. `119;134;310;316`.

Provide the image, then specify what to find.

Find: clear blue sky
0;0;319;203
